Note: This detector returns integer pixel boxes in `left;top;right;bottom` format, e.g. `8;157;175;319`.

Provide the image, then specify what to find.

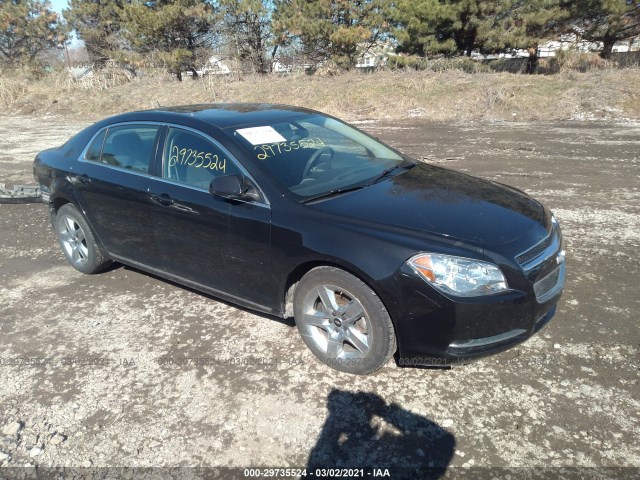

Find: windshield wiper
366;160;417;186
300;184;368;204
300;160;417;204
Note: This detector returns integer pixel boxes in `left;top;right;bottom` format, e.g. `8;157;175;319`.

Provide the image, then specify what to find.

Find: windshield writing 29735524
254;137;326;160
168;146;227;172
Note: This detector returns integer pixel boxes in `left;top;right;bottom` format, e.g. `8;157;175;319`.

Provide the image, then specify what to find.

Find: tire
54;204;112;274
293;266;396;375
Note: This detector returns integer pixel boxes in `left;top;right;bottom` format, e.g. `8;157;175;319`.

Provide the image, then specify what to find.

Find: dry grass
1;67;639;123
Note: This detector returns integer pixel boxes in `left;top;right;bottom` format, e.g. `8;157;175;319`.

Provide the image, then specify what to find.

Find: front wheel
55;204;112;274
293;267;396;375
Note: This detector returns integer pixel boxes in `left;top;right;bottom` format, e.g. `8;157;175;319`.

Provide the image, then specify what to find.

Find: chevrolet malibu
33;104;566;374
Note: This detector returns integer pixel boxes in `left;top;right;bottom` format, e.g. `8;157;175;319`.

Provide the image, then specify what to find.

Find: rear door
146;126;273;308
72;123;162;267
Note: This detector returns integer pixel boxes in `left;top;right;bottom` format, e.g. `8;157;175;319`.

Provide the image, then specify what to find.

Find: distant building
272;58;293;74
356;51;378;69
271;56;316;74
470;50;530;60
184;56;232;76
537;34;640;57
202;56;231;75
68;65;94;80
355;41;395;70
469;34;640;60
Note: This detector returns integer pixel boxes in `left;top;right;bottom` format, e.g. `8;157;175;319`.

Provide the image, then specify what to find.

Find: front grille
516;221;563;271
533;264;565;303
516;234;553;265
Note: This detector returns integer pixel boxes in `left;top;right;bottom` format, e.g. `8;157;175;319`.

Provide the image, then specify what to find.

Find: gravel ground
0;115;638;478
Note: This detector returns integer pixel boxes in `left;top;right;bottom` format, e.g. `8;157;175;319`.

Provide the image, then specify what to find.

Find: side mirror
209;175;261;203
209;174;243;198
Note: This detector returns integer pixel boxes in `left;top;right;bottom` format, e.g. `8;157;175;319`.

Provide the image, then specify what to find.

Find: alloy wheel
57;214;89;267
300;284;371;360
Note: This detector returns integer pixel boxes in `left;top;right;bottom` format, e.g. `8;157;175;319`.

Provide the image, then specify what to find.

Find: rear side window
85;129;106;162
163;127;240;189
96;125;160;173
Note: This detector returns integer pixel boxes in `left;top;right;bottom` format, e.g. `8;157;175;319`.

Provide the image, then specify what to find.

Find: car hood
309;162;548;248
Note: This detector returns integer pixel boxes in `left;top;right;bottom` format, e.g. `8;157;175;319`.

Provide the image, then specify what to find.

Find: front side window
162;127;240;189
228;114;404;199
99;125;161;173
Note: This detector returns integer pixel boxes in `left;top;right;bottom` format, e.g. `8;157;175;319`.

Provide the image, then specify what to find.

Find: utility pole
64;41;71;68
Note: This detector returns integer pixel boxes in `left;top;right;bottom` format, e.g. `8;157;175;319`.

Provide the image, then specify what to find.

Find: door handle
150;193;174;206
77;174;91;185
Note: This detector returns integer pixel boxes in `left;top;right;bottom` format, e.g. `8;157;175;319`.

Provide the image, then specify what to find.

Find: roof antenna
154;100;162;108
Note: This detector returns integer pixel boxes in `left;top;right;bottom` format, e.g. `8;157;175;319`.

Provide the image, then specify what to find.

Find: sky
50;0;68;14
50;0;80;46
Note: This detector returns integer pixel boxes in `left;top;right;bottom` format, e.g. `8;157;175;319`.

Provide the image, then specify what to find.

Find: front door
147;126;273;309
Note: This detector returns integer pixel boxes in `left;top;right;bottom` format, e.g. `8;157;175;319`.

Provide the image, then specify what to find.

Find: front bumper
382;249;565;367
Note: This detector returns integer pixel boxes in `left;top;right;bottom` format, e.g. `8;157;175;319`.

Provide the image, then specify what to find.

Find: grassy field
1;67;639;123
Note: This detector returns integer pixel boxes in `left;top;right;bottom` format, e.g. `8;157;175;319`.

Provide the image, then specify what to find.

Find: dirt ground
0;115;638;477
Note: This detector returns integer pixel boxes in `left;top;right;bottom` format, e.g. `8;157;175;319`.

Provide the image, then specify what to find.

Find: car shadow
307;389;455;479
106;265;462;368
118;263;296;328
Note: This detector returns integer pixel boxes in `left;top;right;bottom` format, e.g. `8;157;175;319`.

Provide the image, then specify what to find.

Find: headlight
407;253;508;297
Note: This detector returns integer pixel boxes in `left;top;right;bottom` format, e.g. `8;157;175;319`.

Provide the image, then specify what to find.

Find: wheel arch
51;195;71;212
47;172;80;218
48;194;73;228
49;193;109;256
282;259;399;334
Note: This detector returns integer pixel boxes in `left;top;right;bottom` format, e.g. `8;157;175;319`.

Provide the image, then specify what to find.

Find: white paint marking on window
236;126;286;145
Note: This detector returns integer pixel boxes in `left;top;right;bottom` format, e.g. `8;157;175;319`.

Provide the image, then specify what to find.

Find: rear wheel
293;266;396;375
55;204;112;274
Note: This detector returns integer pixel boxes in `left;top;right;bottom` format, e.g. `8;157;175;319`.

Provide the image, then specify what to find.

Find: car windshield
228;114;405;200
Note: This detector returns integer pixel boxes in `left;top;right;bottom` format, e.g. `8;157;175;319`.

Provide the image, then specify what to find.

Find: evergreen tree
394;0;500;56
481;0;568;72
567;0;640;58
64;0;128;66
218;0;271;73
0;0;67;66
272;0;392;68
395;0;566;58
119;0;216;80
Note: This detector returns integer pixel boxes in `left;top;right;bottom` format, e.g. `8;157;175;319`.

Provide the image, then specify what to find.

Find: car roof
111;103;319;129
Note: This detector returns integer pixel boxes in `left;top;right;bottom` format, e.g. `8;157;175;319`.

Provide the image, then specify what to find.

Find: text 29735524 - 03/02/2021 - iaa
33;103;566;375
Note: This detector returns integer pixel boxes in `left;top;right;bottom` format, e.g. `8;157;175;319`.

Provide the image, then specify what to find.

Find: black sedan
33;104;565;374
